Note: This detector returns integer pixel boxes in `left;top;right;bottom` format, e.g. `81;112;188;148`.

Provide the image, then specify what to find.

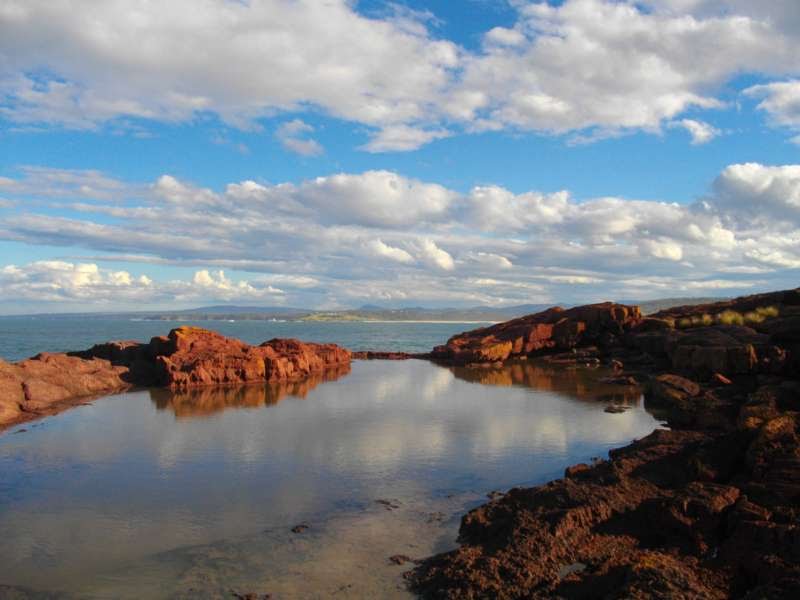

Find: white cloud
484;27;526;48
745;80;800;135
1;0;799;148
0;261;284;306
365;239;415;264
361;125;451;152
0;0;458;132
467;252;513;270
418;240;455;271
672;119;720;144
448;0;796;140
1;162;799;308
709;163;800;225
295;170;456;227
275;119;324;156
639;238;684;261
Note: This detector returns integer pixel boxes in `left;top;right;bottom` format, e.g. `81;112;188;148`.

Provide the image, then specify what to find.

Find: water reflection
0;360;659;598
149;364;351;417
452;359;641;405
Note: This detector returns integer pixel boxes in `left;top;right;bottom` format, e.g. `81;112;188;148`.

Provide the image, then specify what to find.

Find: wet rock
230;591;272;600
411;290;800;599
600;375;638;386
376;499;401;511
604;405;628;413
712;373;732;385
291;523;310;534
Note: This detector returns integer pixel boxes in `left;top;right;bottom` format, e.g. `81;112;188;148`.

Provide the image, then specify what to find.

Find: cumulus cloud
0;0;459;132
361;125;451;152
1;162;799;308
745;80;800;134
0;261;284;306
708;163;800;226
418;240;455;271
275;119;324;156
448;0;797;141
1;0;799;147
672;119;720;144
295;170;456;228
365;239;415;264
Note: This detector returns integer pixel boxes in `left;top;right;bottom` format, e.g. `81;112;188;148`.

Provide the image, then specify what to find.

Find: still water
0;359;660;599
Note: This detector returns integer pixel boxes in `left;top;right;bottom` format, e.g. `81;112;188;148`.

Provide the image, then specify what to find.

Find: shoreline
2;288;799;598
408;289;800;598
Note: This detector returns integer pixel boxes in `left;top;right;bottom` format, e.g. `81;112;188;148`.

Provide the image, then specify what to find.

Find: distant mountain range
2;297;728;321
136;303;556;322
98;296;726;322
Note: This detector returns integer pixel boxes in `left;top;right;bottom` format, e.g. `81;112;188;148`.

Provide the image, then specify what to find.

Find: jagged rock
0;327;351;429
411;288;800;599
432;303;641;365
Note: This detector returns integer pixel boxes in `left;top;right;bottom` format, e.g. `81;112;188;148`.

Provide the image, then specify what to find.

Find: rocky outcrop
0;327;351;429
145;327;351;388
410;374;800;598
431;303;642;365
0;353;131;426
411;289;800;599
433;288;800;381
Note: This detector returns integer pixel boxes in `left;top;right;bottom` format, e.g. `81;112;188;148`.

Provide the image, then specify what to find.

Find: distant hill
2;297;729;321
178;305;307;315
129;303;556;323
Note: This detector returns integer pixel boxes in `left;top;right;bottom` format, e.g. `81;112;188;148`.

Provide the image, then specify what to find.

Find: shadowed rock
410;289;800;599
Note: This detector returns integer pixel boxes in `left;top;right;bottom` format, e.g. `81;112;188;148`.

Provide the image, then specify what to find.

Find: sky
0;0;799;314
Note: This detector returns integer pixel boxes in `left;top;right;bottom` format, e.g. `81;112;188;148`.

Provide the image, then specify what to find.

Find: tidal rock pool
0;359;661;599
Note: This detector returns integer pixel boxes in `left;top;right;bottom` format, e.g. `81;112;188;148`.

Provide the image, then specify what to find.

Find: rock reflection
149;364;351;417
451;360;642;406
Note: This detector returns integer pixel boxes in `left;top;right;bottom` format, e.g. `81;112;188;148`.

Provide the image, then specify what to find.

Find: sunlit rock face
0;327;352;429
411;289;800;600
431;303;642;365
149;327;351;388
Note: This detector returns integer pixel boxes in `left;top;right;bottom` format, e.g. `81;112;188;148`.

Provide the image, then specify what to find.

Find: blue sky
1;0;799;313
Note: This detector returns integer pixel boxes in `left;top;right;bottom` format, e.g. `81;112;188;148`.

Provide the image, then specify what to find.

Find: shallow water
0;360;660;598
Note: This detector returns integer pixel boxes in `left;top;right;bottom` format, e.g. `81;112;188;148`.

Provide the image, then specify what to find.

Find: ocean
0;316;483;362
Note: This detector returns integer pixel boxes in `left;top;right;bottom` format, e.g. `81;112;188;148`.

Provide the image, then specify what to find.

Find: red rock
432;302;641;365
712;372;732;385
0;327;351;429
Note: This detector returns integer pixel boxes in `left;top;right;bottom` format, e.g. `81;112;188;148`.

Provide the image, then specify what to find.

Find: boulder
0;327;351;428
150;328;350;388
432;302;641;365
